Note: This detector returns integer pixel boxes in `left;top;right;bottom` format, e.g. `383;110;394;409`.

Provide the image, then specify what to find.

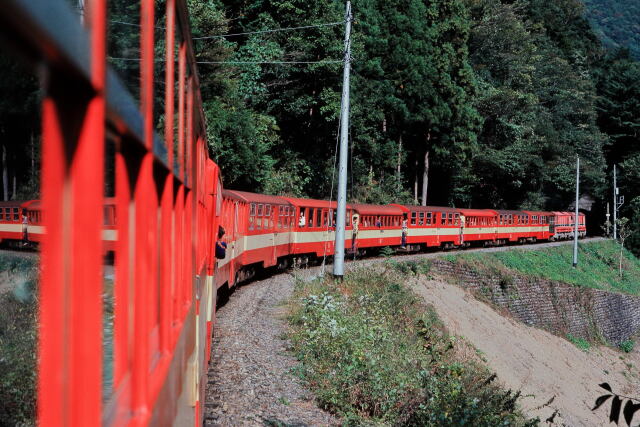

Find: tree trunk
31;132;35;181
421;132;431;206
421;150;429;206
2;143;8;201
620;240;624;277
414;158;418;204
397;135;402;191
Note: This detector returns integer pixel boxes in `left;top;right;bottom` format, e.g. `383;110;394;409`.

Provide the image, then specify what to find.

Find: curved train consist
214;190;586;290
1;191;587;293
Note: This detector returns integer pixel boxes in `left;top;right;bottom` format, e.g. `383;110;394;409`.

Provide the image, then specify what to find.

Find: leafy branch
593;382;640;426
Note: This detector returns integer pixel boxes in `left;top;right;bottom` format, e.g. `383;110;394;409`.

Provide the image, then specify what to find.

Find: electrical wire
108;57;343;65
110;19;165;30
193;21;344;40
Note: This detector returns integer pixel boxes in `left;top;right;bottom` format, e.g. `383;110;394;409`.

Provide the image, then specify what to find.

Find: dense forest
1;0;639;253
582;0;640;59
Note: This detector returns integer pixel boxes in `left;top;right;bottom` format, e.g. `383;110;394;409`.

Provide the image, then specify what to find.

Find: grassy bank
287;264;536;426
446;240;640;295
0;253;38;426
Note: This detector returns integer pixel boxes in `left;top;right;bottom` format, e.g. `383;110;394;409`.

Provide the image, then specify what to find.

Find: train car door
230;201;238;284
350;212;359;252
269;205;277;266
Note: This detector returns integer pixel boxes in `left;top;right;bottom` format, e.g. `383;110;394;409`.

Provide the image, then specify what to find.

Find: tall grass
453;241;640;295
287;266;536;426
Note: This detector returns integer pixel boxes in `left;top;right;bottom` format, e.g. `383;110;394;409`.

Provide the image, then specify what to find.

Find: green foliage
388;259;432;276
619;339;635;353
567;334;591;352
0;254;39;426
582;0;640;59
450;240;640;295
287;267;536;425
379;246;394;258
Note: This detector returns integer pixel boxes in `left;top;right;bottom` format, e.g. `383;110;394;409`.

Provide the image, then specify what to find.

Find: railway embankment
432;240;640;345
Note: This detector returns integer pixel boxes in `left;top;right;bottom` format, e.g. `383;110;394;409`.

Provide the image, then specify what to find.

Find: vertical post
613;164;617;240
573;155;579;268
78;0;85;24
333;1;352;279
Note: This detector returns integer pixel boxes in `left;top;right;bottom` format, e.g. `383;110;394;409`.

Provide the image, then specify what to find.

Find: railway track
204;237;604;425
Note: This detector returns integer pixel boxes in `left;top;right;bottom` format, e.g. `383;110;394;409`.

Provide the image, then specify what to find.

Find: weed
287;266;535;426
619;340;635;353
567;334;591;352
446;241;640;296
380;246;394;258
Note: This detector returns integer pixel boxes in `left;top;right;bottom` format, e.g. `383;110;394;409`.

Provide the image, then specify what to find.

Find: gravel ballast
204;267;338;426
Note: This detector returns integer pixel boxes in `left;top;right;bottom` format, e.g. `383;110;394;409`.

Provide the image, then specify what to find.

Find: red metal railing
0;0;218;425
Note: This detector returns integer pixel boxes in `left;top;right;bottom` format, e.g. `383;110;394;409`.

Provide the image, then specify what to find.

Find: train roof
495;209;529;215
393;204;462;214
458;208;498;217
280;196;337;209
350;203;404;216
523;210;552;216
223;190;289;205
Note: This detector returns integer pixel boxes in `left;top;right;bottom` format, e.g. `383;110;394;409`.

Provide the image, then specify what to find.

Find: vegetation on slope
287;265;537;425
582;0;640;59
448;240;640;295
0;254;39;426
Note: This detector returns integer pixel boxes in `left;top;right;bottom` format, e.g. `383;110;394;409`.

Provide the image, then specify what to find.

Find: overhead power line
192;21;344;40
110;19;165;30
108;57;343;65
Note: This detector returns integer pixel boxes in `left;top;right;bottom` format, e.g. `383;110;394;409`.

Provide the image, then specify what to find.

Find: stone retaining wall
429;259;640;344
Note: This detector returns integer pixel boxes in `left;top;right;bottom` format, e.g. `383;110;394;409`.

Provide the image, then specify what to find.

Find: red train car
460;208;498;245
282;196;342;258
217;190;292;289
393;205;462;249
350;203;404;250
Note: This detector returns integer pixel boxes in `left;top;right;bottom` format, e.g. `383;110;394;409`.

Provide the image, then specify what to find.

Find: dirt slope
411;278;640;426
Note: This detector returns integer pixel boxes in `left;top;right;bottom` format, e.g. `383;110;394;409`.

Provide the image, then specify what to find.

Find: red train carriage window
441;213;446;226
265;205;272;230
257;204;263;230
417;212;423;225
455;213;460;225
0;210;3;221
12;208;18;221
393;216;399;227
4;208;10;220
249;203;256;230
345;210;350;227
410;212;416;225
307;208;314;228
315;209;322;227
425;212;431;225
322;209;328;226
508;214;513;225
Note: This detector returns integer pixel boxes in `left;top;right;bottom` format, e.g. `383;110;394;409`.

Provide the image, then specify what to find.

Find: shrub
619;340;635;353
567;334;591;352
288;267;535;426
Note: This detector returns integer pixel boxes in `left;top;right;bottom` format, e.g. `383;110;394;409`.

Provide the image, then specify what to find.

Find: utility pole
613;164;618;240
333;1;352;279
573;155;579;268
78;0;84;24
